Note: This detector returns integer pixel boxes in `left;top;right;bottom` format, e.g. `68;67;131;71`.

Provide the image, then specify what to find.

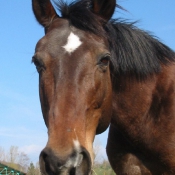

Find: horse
32;0;175;174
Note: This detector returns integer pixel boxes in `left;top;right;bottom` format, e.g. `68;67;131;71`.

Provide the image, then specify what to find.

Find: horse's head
32;0;115;174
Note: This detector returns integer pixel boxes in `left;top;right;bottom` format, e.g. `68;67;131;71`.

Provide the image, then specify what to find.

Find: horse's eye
32;56;45;73
99;54;110;66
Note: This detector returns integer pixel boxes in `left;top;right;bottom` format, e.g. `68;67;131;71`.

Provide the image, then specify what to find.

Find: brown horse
32;0;175;174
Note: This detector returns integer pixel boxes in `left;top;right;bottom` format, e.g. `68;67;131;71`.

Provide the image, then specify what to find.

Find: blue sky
0;0;175;163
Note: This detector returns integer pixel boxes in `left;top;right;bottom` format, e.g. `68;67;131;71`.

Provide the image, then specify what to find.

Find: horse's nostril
40;147;59;175
69;167;76;175
41;151;48;163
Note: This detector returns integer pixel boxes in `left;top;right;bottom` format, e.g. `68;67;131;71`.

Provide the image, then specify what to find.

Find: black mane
107;21;175;79
54;0;175;79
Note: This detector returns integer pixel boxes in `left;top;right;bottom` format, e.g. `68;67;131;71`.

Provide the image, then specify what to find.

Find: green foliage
92;160;115;175
27;162;35;175
27;162;41;175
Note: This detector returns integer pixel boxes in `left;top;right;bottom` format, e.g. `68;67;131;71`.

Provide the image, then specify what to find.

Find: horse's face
32;0;116;174
33;17;112;173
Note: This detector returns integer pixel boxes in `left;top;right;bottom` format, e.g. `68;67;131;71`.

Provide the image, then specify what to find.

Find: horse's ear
32;0;58;27
92;0;116;21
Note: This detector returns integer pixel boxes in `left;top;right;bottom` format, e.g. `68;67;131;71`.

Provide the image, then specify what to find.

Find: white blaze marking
73;139;81;152
73;139;83;167
64;139;82;168
62;32;82;53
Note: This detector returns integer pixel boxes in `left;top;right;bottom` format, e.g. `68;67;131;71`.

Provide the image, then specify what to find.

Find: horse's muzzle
39;147;92;175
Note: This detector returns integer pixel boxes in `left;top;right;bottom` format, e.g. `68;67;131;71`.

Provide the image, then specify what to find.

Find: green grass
92;161;115;175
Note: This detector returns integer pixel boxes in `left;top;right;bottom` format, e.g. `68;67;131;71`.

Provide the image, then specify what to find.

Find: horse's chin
41;165;92;175
40;147;92;175
58;156;91;175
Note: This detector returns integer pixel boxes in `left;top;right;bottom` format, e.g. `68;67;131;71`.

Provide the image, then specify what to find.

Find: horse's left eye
32;56;45;73
99;54;110;66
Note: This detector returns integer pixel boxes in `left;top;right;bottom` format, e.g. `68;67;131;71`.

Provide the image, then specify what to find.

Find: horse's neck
111;76;155;139
111;64;175;144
